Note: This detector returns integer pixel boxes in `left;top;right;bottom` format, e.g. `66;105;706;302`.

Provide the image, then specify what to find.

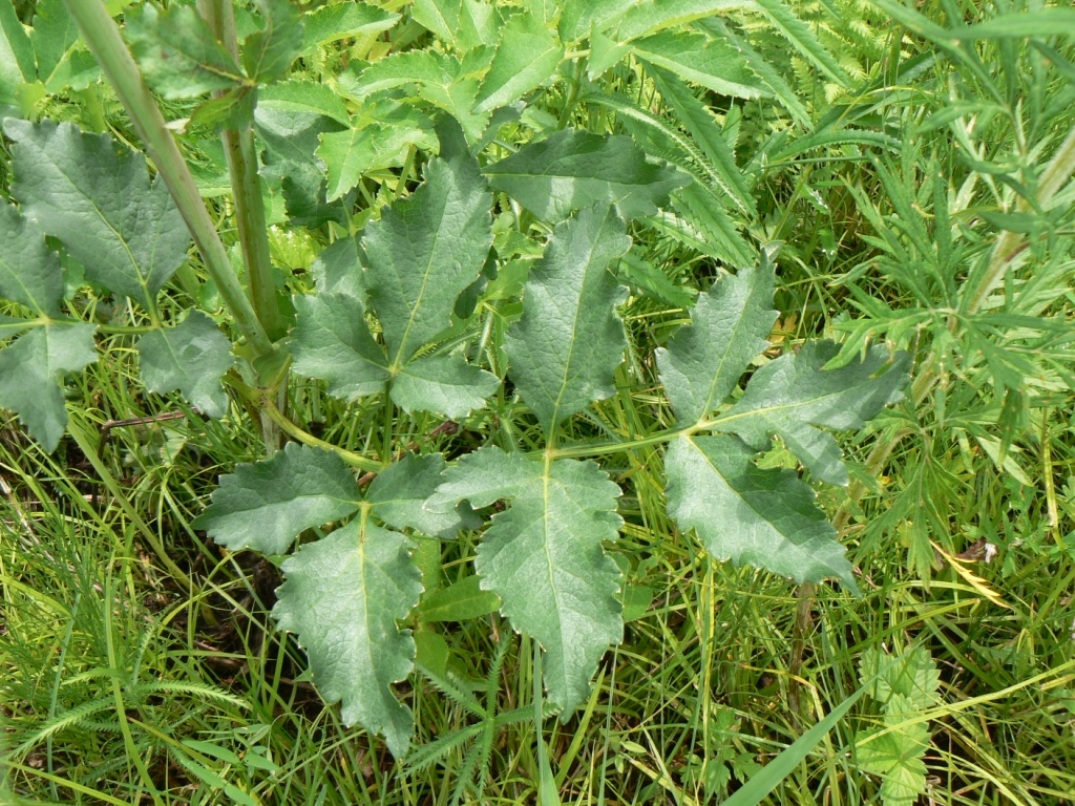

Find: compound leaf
0;323;97;452
666;434;856;589
136;311;234;418
391;354;499;419
126;3;244;99
0;201;63;316
194;443;361;555
291;292;391;402
656;262;776;425
505;204;630;434
473;10;563;113
273;520;422;758
431;447;624;712
5;119;192;308
364;153;492;366
484;129;688;220
719;342;910;485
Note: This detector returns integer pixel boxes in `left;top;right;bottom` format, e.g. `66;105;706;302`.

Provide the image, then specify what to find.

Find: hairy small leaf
656;263;776;425
274;520;422;758
6;119;192;308
194;443;360;555
719;342;910;485
666;434;856;589
484;129;688;220
505;204;631;434
137;311;234;418
432;447;624;712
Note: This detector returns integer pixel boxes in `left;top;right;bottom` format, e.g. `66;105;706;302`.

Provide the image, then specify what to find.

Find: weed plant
2;1;1074;805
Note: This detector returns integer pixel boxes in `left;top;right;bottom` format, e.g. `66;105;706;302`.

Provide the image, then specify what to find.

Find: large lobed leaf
365;153;492;364
666;434;856;589
292;152;497;418
273;519;423;758
504;203;631;434
656;263;776;426
193;443;361;555
718;342;911;485
431;447;624;712
473;10;563;113
484;129;688;220
0;201;96;451
136;311;234;418
5;119;192;308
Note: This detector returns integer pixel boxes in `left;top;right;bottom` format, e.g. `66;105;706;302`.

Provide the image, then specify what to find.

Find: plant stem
61;0;274;358
197;0;287;343
260;397;382;472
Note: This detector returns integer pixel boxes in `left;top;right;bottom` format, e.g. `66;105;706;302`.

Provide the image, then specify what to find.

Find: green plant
0;0;912;775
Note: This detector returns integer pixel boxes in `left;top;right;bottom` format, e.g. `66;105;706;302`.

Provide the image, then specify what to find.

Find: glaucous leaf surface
484;129;688;220
137;311;234;418
656;263;776;425
504;204;631;434
665;434;856;589
391;354;499;419
0;323;96;452
365;453;469;538
193;443;361;554
273;519;422;758
5;120;192;307
719;342;911;485
126;4;244;98
364;153;492;365
0;201;63;316
290;292;390;402
431;447;624;712
473;10;563;113
311;235;364;299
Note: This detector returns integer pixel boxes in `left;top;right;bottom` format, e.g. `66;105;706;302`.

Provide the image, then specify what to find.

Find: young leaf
242;0;304;85
656;263;776;425
505;204;631;434
0;201;63;316
665;434;856;589
484;129;688;220
718;342;910;485
136;311;234;418
855;694;930;805
126;4;245;99
29;0;80;88
193;443;361;555
0;0;34;96
473;11;563;113
5;120;192;308
273;520;422;759
301;2;399;49
364;153;492;365
432;447;624;712
0;323;96;452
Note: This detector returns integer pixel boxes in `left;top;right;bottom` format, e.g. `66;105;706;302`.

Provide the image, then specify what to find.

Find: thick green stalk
197;0;287;342
61;0;274;358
